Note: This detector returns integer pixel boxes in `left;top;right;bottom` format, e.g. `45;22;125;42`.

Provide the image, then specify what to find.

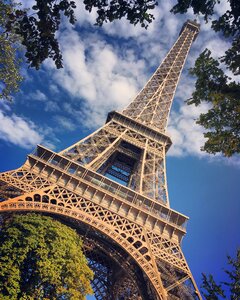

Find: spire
122;20;200;133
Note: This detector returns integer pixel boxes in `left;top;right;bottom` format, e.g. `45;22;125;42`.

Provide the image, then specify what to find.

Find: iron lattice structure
0;20;201;300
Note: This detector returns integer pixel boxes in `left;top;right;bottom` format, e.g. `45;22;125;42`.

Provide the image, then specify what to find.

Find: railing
30;145;188;231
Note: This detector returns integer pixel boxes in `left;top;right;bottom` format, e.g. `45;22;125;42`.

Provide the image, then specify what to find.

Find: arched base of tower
44;213;159;300
0;207;160;300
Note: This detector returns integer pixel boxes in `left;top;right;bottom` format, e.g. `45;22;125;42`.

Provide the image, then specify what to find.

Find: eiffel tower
0;20;201;300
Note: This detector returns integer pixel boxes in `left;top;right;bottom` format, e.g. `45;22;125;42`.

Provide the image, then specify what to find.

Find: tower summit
0;20;201;299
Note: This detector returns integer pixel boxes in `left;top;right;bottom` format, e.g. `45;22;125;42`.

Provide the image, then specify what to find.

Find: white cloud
44;101;60;112
204;38;230;59
45;28;146;128
0;103;59;150
54;115;76;131
28;90;47;102
214;0;231;16
73;1;98;27
224;155;240;168
167;102;210;157
0;111;43;149
0;101;11;112
49;84;60;94
20;0;36;9
37;126;60;151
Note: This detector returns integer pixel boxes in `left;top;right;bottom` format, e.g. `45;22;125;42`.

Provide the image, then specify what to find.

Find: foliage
0;0;157;100
0;0;239;73
202;274;226;299
171;0;240;156
171;0;218;22
201;248;240;299
211;1;240;75
0;1;23;101
0;213;93;299
7;0;238;74
171;0;240;76
6;0;77;70
187;49;240;157
4;0;157;71
83;0;157;27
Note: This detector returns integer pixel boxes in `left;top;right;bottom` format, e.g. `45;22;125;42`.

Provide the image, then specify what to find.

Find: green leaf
0;213;93;299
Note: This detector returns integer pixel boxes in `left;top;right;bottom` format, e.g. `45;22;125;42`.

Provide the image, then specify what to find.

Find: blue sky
0;0;240;298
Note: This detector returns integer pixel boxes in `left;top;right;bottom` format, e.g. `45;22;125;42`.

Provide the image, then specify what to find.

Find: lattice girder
0;167;52;195
60;114;170;204
0;189;165;299
0;190;191;298
84;239;146;300
122;21;200;132
0;181;200;299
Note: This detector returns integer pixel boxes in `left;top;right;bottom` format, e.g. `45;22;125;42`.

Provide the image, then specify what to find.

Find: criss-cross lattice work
0;20;202;300
122;20;199;133
61;116;169;204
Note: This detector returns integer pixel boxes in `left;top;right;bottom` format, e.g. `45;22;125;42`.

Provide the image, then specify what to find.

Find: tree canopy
2;0;156;71
187;49;240;157
201;248;240;299
171;0;240;157
0;213;93;299
0;1;23;101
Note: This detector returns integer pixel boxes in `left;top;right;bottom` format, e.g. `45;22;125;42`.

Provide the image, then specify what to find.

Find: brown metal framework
0;20;201;299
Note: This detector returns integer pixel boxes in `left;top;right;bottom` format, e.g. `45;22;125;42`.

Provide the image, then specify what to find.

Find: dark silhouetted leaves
6;0;77;70
83;0;157;27
201;249;240;299
188;49;240;157
4;0;157;71
171;0;218;22
0;0;157;100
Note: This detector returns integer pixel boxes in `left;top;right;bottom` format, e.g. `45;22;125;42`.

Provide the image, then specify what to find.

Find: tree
201;248;240;299
4;0;238;74
171;0;240;157
0;0;157;100
0;1;23;101
187;49;240;157
0;213;93;299
4;0;157;70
